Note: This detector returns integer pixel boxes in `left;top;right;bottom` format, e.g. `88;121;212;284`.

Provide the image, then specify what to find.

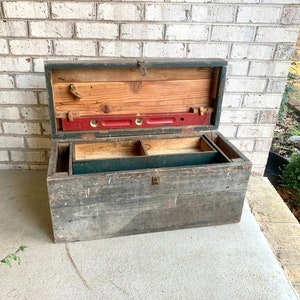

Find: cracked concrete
0;170;299;299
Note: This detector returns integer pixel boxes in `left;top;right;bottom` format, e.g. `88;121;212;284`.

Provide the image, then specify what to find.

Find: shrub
280;154;300;197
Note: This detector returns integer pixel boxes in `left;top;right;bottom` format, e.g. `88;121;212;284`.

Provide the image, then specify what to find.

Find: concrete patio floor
0;170;299;300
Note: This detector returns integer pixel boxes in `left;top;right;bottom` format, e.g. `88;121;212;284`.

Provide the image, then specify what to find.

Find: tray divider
202;135;231;162
138;140;149;156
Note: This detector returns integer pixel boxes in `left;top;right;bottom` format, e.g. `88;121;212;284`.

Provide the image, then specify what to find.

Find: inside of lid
50;65;222;132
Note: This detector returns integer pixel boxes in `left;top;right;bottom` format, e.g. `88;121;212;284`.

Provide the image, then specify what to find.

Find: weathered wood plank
50;190;245;242
48;163;251;209
74;137;214;160
51;67;213;83
52;79;212;116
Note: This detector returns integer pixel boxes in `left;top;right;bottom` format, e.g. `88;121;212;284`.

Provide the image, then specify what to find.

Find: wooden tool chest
45;59;251;243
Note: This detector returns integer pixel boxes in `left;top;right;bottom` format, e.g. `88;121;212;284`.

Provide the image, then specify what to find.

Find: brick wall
0;1;299;174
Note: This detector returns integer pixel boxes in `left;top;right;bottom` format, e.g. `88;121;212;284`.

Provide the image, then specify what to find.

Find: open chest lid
45;58;227;139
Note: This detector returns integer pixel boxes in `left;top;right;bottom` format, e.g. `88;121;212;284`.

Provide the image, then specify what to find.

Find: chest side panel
48;163;251;242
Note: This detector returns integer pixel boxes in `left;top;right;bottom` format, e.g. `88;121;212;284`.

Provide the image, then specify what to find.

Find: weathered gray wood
47;161;251;242
49;190;245;242
46;59;251;243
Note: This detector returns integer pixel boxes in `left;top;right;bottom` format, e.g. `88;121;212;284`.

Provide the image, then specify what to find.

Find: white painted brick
121;24;163;40
237;6;282;23
11;151;45;162
0;91;38;105
211;26;255;42
251;165;265;176
282;6;300;24
226;78;266;93
166;24;209;41
222;94;243;108
254;139;272;152
15;74;46;89
0;107;19;120
218;124;238;138
220;109;259;123
214;0;259;2
51;2;95;20
37;92;48;105
256;27;299;43
0;163;28;170
99;41;141;57
30;21;74;38
144;42;185;58
0;57;31;72
187;43;229;58
0;136;24;148
3;122;41;135
41;122;51;135
243;93;283;108
33;58;46;73
192;5;235;22
26;137;51;149
274;45;295;60
20;107;49;120
0;75;14;89
229;139;254;152
54;40;96;56
249;61;291;77
145;4;189;21
9;39;52;55
231;44;275;60
30;164;48;171
237;124;275;138
169;0;211;2
0;20;27;37
227;61;249;76
33;57;76;72
98;3;142;21
0;39;8;54
267;79;287;93
0;151;9;161
246;151;269;166
259;109;279;124
262;0;299;3
76;22;118;39
3;1;48;19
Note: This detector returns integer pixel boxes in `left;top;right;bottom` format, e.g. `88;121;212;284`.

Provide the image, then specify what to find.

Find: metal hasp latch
138;60;147;77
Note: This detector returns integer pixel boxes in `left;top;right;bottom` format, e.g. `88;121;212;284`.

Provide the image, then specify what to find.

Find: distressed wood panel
52;79;212;116
51;67;213;83
48;163;251;209
74;137;214;160
50;190;245;242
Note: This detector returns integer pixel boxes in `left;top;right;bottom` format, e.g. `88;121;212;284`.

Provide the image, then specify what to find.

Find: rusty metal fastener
152;176;160;185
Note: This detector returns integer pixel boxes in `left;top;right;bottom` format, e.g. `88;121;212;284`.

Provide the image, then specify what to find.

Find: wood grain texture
74;137;214;160
47;163;250;242
51;67;213;83
53;79;212;116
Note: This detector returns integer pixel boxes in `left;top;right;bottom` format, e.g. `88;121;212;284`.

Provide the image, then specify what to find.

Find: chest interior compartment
46;59;236;176
45;59;252;242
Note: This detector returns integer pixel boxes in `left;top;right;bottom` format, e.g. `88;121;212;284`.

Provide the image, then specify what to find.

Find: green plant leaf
19;245;27;251
4;258;12;268
9;253;17;261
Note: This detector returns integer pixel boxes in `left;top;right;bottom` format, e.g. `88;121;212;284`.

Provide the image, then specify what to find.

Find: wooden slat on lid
51;67;213;83
53;79;212;117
